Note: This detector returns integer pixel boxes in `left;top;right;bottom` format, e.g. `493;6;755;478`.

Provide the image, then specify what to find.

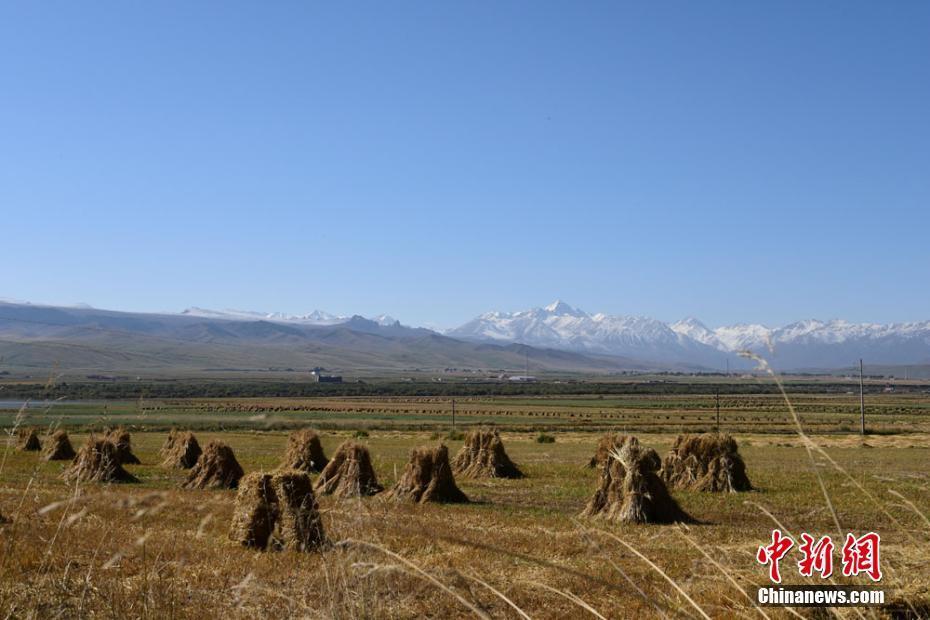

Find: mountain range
181;307;399;327
447;301;930;370
0;301;640;377
1;299;928;376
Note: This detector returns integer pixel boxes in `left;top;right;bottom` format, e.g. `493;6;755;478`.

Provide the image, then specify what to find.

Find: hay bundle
582;435;690;524
229;470;325;551
314;441;383;498
280;429;328;473
64;437;137;483
390;445;468;504
105;428;140;465
270;470;325;551
160;428;180;456
183;441;244;489
43;430;76;461
229;473;277;549
453;429;522;479
160;430;202;469
660;433;752;493
587;433;627;468
17;427;41;451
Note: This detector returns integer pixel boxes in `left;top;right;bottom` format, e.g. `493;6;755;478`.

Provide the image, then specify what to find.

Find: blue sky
2;2;928;329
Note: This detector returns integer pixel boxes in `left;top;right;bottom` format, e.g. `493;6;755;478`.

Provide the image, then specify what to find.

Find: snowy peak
371;314;400;327
670;317;720;348
544;300;588;317
713;323;772;352
181;307;399;327
448;302;722;366
450;303;930;369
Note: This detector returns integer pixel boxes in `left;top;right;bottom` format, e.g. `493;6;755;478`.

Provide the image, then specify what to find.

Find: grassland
0;392;928;618
3;391;930;435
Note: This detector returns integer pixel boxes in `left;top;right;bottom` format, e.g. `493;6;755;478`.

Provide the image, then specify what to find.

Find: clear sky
2;2;928;329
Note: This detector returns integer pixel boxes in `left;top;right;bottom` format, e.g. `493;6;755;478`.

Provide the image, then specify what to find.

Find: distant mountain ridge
0;301;646;376
449;300;723;367
449;301;930;369
2;299;928;373
181;306;399;327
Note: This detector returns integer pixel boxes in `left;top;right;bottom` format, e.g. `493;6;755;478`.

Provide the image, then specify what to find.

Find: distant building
508;375;537;383
310;370;342;383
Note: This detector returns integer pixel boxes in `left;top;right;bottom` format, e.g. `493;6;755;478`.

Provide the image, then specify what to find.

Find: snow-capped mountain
181;307;398;327
371;314;400;327
448;301;725;367
451;302;930;369
735;319;930;368
670;318;775;352
670;317;930;367
669;318;723;349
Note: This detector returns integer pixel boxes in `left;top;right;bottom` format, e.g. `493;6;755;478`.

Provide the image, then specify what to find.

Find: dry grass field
1;398;929;619
5;391;930;434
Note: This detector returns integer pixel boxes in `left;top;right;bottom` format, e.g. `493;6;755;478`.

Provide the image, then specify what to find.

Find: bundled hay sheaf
43;430;76;461
587;433;631;468
390;444;468;504
64;436;138;483
280;429;328;473
160;428;180;456
160;429;202;469
229;473;277;549
230;470;325;551
314;441;383;498
17;427;41;452
270;470;326;551
582;435;690;524
105;428;141;465
183;441;244;489
660;433;752;493
453;429;523;479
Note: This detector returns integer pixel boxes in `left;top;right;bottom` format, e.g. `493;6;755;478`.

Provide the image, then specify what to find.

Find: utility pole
451;398;456;432
725;358;729;377
715;389;720;431
859;359;866;436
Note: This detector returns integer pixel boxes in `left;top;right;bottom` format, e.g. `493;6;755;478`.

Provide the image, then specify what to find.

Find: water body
0;400;87;410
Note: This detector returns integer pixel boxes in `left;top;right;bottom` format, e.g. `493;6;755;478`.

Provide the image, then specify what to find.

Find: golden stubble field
0;428;928;619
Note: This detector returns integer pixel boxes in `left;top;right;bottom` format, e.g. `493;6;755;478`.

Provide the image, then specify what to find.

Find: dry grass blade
741;352;925;550
458;571;533;620
739;351;843;538
675;528;773;620
744;504;870;620
887;489;930;530
375;518;641;599
523;580;607;620
0;401;29;477
39;483;83;576
574;521;673;618
588;526;712;620
744;501;796;540
336;538;491;619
